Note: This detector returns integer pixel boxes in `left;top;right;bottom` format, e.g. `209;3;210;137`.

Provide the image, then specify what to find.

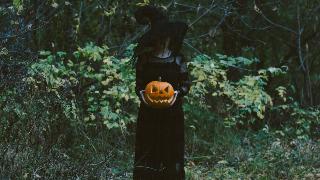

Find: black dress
133;54;191;180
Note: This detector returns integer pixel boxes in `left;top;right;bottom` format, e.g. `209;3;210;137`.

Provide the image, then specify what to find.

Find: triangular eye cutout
164;86;169;93
151;85;158;93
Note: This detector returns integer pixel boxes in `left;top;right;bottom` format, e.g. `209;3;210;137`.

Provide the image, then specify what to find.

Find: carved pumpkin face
144;80;175;108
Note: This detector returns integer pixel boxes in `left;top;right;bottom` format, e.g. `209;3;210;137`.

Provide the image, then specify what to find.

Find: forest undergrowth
1;0;320;179
1;44;319;179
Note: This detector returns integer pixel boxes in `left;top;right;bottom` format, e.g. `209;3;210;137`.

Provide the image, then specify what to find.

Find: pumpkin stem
158;76;162;81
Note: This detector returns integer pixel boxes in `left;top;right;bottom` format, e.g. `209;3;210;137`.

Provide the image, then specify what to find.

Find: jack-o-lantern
144;77;175;108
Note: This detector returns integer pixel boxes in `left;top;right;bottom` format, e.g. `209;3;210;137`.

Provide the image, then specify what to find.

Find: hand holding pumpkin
139;80;179;108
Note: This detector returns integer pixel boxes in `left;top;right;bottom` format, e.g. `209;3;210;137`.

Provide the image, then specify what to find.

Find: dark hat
134;5;189;56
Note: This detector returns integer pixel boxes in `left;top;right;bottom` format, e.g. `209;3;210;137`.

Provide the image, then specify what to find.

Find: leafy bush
0;43;138;178
187;54;286;128
28;43;139;129
272;103;320;140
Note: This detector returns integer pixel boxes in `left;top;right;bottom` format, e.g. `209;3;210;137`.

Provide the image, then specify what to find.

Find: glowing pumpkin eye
151;85;158;93
164;86;169;93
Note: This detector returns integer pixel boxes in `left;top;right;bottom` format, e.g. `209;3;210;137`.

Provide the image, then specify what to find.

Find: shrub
27;43;139;129
187;54;286;129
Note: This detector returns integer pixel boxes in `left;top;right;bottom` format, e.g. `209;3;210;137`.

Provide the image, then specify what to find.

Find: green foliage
137;0;150;6
12;0;24;13
28;43;139;129
27;44;291;131
187;54;286;128
2;0;320;178
185;131;320;180
1;43;319;178
272;103;320;140
289;106;320;139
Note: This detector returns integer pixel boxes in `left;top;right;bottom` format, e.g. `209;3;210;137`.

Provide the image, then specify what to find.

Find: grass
1;118;319;179
184;128;320;180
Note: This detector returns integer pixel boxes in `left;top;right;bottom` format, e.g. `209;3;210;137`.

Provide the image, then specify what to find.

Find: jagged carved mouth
145;94;174;104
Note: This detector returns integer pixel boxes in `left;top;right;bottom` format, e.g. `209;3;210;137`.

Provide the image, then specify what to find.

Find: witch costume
133;5;191;180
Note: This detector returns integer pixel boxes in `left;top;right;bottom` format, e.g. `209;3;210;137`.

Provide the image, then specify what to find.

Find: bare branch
188;1;217;27
297;4;306;72
208;8;229;38
254;0;297;34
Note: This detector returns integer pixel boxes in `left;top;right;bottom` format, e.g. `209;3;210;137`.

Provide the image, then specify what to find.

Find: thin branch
0;4;64;40
117;26;149;55
174;2;202;10
188;1;217;27
254;0;297;34
96;0;109;11
185;33;209;40
224;21;267;45
208;8;229;38
183;40;203;54
297;4;306;72
183;40;255;72
238;14;271;31
0;21;48;40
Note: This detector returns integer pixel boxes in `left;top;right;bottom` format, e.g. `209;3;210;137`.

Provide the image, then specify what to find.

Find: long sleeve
135;60;145;100
176;55;191;98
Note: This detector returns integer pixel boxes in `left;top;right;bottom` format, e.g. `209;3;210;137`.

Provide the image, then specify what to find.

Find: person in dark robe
132;5;191;180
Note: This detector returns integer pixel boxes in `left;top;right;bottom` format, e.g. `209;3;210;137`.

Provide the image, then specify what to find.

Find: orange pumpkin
144;77;175;108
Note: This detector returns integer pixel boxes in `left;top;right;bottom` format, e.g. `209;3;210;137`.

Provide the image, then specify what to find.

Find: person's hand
139;90;150;106
169;90;179;106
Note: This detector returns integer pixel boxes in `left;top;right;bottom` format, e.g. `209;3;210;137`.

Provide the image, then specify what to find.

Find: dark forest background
1;0;320;179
